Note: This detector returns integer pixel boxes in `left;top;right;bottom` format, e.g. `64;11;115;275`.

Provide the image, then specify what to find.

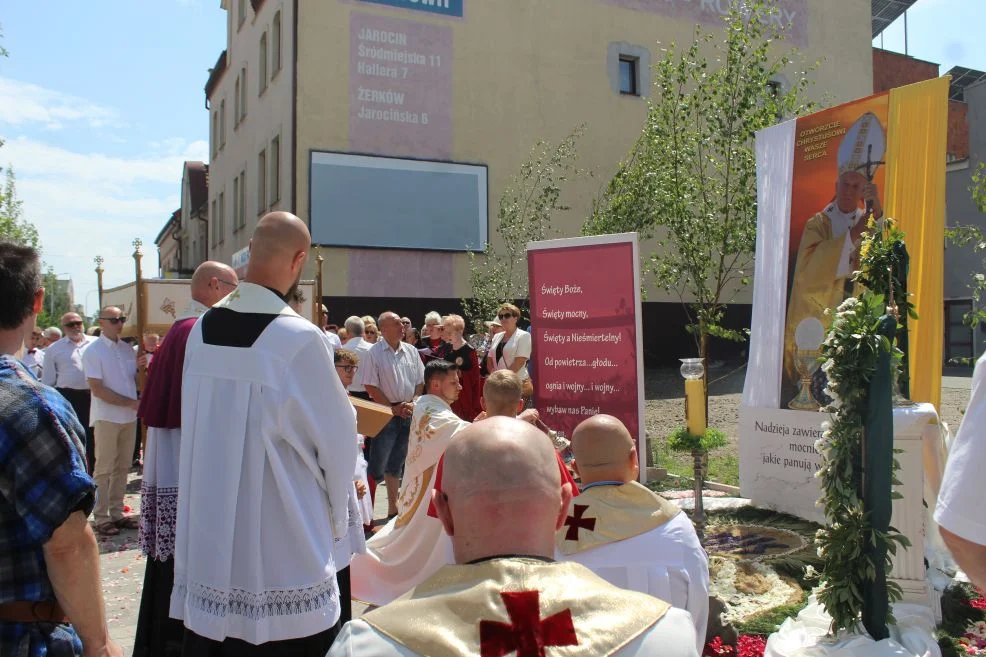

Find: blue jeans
367;415;411;481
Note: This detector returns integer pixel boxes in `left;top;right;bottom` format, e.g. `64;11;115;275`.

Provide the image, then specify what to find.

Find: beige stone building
201;0;882;351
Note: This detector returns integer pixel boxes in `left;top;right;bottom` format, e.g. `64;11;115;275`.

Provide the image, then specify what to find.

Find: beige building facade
204;0;873;333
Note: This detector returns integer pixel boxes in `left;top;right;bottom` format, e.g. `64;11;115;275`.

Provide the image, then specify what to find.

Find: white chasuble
170;282;358;645
329;558;699;657
350;394;469;606
555;482;710;652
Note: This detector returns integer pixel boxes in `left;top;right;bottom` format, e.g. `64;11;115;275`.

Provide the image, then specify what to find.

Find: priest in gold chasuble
555;415;708;652
350;361;469;606
329;418;699;657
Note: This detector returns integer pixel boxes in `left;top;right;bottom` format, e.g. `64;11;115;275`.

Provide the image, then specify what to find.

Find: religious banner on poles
740;78;948;520
527;233;645;482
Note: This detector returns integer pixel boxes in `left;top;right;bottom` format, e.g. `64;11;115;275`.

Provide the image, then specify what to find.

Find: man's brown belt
0;600;70;623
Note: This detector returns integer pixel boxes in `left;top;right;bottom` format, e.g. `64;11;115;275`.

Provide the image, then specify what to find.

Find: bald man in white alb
556;414;709;652
330;417;698;657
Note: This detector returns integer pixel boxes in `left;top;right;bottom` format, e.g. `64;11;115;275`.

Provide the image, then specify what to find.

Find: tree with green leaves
462;126;587;333
0;167;39;249
583;0;816;530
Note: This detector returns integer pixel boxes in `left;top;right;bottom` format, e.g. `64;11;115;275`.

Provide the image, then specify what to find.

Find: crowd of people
0;215;710;657
7;198;982;657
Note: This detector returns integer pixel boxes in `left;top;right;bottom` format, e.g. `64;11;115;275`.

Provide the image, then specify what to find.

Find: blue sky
0;1;225;313
0;0;983;315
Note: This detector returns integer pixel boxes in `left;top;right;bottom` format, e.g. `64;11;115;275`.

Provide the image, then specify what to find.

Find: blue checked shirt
0;355;96;656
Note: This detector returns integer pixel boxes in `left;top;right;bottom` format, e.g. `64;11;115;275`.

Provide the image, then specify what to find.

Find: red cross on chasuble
480;591;578;657
564;504;597;541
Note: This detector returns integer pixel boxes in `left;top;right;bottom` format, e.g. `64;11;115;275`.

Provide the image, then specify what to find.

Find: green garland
812;291;910;633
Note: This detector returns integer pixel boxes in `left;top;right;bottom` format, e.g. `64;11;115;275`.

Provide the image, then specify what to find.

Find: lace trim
172;575;339;621
139;484;178;561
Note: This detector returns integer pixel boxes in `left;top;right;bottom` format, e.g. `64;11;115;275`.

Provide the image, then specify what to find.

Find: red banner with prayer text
527;234;645;480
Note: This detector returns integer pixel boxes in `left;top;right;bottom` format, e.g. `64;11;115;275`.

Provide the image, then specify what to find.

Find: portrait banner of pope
781;93;890;410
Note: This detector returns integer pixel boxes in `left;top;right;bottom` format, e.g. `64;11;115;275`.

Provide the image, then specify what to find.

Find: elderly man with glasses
42;312;98;471
81;306;142;537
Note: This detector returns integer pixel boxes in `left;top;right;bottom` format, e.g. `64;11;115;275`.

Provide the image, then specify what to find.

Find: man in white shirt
362;311;425;518
330;418;698;657
172;212;357;655
43;312;97;471
935;352;986;590
342;315;373;400
42;326;62;347
22;326;45;378
82;305;140;537
556;415;709;652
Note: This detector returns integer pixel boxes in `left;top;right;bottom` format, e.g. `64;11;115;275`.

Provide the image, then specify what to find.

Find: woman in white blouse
486;303;534;402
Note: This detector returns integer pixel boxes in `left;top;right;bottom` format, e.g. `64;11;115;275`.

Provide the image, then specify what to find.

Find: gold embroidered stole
362;558;669;657
555;481;680;556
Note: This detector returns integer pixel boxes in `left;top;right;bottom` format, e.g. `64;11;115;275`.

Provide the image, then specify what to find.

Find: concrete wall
207;0;294;266
945;80;986;357
292;0;874;302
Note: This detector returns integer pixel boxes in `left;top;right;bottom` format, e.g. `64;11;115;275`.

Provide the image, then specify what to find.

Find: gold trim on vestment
395;465;434;529
363;558;670;657
555;481;681;556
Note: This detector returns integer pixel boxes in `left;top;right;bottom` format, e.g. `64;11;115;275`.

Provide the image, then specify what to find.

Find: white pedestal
890;403;939;610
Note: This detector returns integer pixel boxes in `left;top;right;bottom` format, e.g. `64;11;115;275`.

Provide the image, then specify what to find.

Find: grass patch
652;439;740;487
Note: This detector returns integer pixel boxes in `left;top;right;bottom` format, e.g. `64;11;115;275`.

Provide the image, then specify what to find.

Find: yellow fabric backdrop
883;77;949;411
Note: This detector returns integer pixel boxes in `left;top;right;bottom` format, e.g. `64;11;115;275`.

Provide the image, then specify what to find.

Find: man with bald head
172;213;358;655
131;260;237;656
361;310;425;517
556;415;709;651
330;418;698;656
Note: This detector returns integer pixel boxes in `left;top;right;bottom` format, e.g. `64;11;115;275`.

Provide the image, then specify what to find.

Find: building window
217;192;225;245
238;170;246;229
219;99;226;148
270;135;280;204
211;111;219;157
237;0;246;29
272;11;282;74
240;66;247;121
257;149;267;213
619;56;639;96
259;33;268;94
232;175;240;232
234;77;241;127
211;199;217;247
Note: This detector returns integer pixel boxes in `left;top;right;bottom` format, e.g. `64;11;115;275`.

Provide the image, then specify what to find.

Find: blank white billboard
309;151;488;252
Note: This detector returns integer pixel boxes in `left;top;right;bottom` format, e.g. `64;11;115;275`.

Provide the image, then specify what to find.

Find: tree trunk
692;447;706;540
693;327;710;540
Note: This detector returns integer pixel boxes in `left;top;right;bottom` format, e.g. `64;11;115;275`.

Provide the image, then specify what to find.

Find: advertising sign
357;0;463;18
349;11;453;158
527;234;645;481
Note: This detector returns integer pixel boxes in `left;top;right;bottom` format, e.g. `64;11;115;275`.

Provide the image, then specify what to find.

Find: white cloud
1;137;209;312
1;136;207;186
0;77;119;130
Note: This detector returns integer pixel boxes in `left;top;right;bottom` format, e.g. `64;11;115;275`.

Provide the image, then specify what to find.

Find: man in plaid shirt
0;241;121;657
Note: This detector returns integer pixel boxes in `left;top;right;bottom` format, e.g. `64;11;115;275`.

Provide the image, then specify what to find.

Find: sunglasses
64;321;84;328
335;365;358;373
401;320;411;325
366;328;378;334
497;313;516;320
99;316;126;324
217;278;237;287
